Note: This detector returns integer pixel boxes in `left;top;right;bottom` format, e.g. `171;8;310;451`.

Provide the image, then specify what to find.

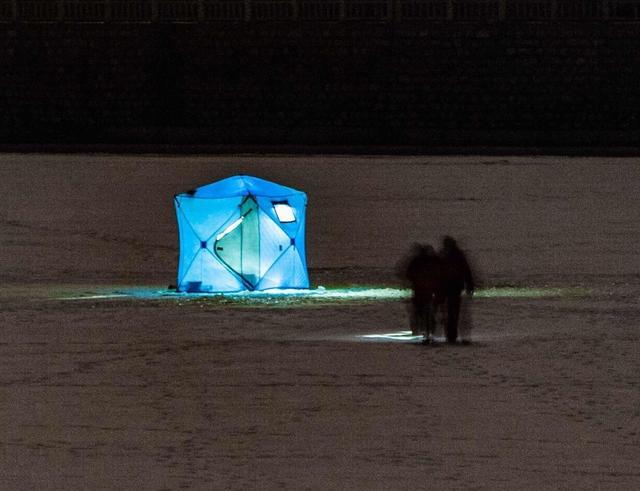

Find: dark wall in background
1;21;639;147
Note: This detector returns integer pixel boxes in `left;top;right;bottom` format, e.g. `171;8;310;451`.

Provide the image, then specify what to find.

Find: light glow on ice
57;285;589;305
360;331;424;342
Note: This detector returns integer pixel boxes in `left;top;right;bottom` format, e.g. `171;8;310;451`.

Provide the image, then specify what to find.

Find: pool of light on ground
359;330;425;342
57;285;590;305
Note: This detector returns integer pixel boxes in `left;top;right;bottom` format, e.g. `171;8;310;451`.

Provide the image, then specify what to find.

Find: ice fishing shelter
174;175;309;292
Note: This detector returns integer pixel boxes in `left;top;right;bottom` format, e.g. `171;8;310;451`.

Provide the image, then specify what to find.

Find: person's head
408;242;422;256
421;244;436;256
442;235;457;251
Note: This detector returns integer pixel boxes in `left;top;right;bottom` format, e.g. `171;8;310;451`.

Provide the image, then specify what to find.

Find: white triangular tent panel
257;245;308;290
176;207;204;284
176;195;243;243
178;249;245;292
257;208;291;280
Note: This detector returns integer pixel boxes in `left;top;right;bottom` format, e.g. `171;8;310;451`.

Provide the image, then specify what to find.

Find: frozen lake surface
1;154;639;489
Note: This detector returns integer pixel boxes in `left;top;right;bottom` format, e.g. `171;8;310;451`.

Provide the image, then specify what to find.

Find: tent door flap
213;196;260;289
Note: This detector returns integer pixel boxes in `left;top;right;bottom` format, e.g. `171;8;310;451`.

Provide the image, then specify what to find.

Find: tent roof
177;175;304;199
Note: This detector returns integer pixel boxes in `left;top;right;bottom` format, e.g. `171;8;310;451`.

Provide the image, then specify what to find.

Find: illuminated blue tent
174;175;309;292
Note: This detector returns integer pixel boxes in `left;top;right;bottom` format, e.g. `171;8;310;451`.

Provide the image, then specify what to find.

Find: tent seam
203;248;253;290
178;248;203;286
176;198;203;242
205;207;243;244
256;244;293;288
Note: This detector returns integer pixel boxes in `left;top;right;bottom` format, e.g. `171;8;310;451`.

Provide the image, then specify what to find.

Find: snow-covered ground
1;154;639;489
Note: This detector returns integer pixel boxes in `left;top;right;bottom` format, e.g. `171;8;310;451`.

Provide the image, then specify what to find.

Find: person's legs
433;294;445;339
414;298;434;343
409;299;419;336
413;292;431;336
416;308;425;337
425;297;435;341
446;294;461;343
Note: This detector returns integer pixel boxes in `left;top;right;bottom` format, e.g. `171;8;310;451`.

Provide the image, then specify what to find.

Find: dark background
1;0;640;148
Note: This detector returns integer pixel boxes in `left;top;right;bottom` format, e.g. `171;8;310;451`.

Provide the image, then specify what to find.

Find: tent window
273;202;296;223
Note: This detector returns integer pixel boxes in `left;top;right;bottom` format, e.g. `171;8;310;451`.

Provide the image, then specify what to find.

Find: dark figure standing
438;236;475;343
404;244;439;342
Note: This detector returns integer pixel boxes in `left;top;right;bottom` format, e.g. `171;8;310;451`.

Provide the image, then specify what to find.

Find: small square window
273;202;296;223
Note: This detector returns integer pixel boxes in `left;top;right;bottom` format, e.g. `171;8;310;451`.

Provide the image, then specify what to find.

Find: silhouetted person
438;236;475;343
403;244;439;342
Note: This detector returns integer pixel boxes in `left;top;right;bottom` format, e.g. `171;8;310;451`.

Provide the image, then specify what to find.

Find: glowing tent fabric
174;175;309;292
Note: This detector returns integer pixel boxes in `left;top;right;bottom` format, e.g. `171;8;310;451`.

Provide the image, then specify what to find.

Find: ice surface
1;155;639;489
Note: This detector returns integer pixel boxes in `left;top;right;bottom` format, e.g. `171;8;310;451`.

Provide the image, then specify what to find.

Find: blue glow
175;175;309;293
